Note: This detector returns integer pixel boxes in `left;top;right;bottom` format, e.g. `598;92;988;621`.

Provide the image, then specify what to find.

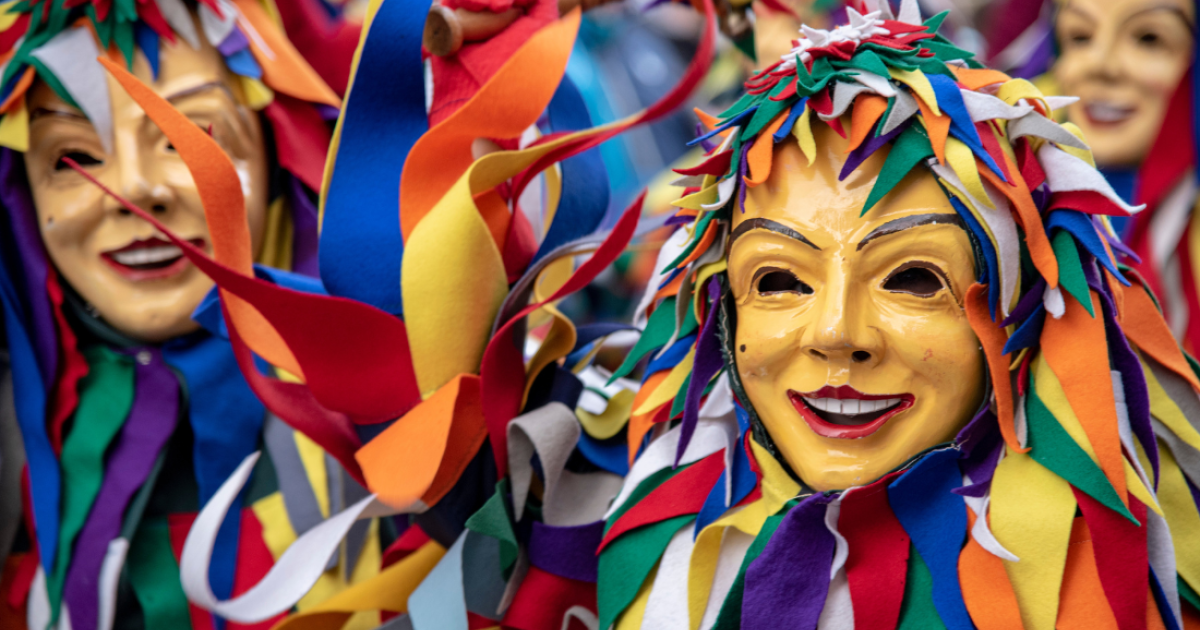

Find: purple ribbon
289;176;320;277
742;493;835;630
528;520;604;583
62;349;179;630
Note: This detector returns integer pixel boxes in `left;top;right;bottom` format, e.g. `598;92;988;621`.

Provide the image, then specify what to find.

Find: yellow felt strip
402;173;510;397
0;98;27;152
249;492;297;561
693;260;728;319
282;539;445;629
946;138;994;209
1143;362;1200;453
543;161;563;237
294;432;331;518
1158;443;1200;593
578;389;636;440
521;255;578;407
991;447;1076;630
888;68;939;116
616;564;657;630
996;78;1047;112
792;105;817;165
255;196;293;270
1125;458;1163;516
239;76;274;110
1036;354;1100;464
0;2;20;31
634;348;695;415
674;183;721;211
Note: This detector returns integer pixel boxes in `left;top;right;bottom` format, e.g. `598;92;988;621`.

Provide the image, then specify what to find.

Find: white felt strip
1043;285;1065;319
1147;509;1183;628
180;452;402;622
1043;96;1079;112
1113;373;1155;500
822;83;873;121
563;606;600;630
605;417;736;520
1149;176;1196;267
898;0;921;24
818;491;854;628
703;175;737;211
27;567;50;630
30;27;113;154
634;227;690;329
97;538;129;630
880;88;918;136
641;520;695;630
960;89;1034;122
963;470;1020;561
154;0;201;48
1015;393;1029;450
198;0;238;46
1007;113;1088;150
1038;144;1145;215
851;70;896;98
699;527;753;630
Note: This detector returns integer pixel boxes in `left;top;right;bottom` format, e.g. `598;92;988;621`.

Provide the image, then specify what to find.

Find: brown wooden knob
424;5;523;57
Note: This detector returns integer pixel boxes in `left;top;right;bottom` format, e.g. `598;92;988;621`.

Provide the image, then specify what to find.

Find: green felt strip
862;125;934;216
1180;576;1200;612
667;211;718;270
924;10;950;32
114;20;135;70
598;515;692;630
717;92;758;121
48;347;136;620
897;543;946;629
844;49;892;81
605;462;695;534
1026;378;1136;523
127;518;193;630
669;373;692;420
610;297;679;383
1052;229;1095;317
465;480;519;579
741;78;796;140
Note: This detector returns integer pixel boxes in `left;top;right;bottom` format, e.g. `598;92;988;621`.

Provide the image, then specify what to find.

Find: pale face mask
1054;0;1195;168
25;33;269;343
727;127;985;491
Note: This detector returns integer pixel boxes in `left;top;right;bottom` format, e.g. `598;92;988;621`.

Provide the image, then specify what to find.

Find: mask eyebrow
856;213;966;251
164;81;238;105
730;218;821;250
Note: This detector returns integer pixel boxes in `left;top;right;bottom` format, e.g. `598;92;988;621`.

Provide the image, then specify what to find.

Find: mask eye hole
757;269;814;295
55;151;102;171
882;263;946;297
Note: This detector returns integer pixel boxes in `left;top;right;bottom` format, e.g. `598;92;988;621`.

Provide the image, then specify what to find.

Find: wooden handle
425;0;623;57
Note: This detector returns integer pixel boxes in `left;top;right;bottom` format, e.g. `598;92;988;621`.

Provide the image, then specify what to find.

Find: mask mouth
1082;100;1137;127
102;236;205;281
787;385;914;439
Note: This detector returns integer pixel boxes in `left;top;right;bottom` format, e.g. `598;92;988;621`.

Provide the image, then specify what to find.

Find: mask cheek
734;305;805;381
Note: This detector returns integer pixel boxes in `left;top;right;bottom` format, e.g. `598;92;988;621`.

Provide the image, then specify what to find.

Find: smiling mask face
1054;0;1195;168
25;29;269;343
728;126;985;491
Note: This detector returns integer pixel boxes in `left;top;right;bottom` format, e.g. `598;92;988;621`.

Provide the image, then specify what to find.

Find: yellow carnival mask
1054;0;1195;168
728;125;985;491
26;28;270;343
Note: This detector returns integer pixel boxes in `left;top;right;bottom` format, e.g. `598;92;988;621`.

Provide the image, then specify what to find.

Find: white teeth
1085;102;1133;123
804;397;902;415
111;245;183;266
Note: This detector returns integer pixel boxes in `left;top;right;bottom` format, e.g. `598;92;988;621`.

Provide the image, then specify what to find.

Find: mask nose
105;139;172;216
799;272;884;369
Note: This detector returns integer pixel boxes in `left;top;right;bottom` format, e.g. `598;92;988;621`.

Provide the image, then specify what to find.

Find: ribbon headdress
595;0;1200;627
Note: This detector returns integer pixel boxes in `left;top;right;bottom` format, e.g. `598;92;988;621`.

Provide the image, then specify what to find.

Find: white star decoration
777;8;890;71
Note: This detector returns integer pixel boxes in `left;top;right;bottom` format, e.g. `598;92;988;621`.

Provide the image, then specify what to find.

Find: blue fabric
1001;304;1045;355
532;77;610;263
162;333;266;609
773;98;807;142
0;260;59;570
887;449;975;630
693;436;755;537
577;431;629;476
688;107;757;146
1150;567;1183;630
645;333;696;375
135;23;159;79
1046;210;1130;285
927;74;1004;181
193;265;328;339
320;0;427;314
949;197;1000;318
223;49;262;80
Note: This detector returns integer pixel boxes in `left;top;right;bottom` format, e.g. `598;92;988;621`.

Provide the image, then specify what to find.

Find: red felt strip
1136;73;1195;212
598;449;726;552
975;122;1011;181
481;194;646;477
227;510;286;630
673;150;733;177
1051;190;1129;217
383;525;431;568
263;94;333;193
1178;226;1200;356
502;565;597;630
1074;489;1148;630
1057;516;1120;630
168;513;218;630
45;272;87;455
841;475;909;630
